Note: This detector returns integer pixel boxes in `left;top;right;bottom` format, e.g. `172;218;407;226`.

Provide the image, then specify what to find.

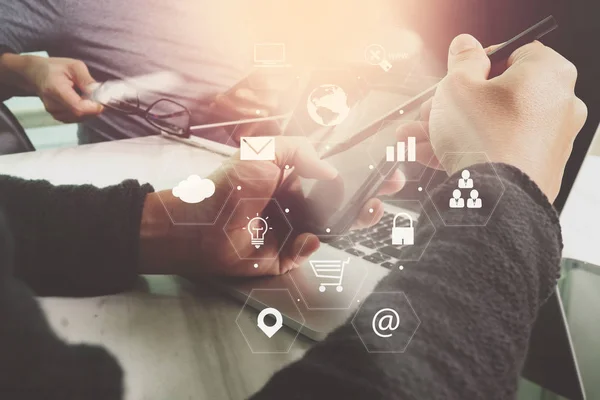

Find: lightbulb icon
247;214;272;249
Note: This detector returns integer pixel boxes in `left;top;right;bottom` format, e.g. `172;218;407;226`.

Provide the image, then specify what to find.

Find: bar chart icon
386;137;416;162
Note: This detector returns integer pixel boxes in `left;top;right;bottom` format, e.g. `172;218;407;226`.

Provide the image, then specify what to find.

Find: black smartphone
275;75;430;239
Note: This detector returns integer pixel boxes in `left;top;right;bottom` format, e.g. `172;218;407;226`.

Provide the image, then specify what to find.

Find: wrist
138;193;176;274
138;192;207;275
0;53;40;93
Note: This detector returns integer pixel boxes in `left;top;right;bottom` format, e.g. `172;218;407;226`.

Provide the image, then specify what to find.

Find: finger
377;169;406;196
69;61;97;93
447;34;491;80
506;40;546;68
396;121;442;169
274;137;338;180
280;233;320;273
232;122;262;143
396;120;429;142
212;94;269;118
234;88;278;111
50;84;103;117
353;198;384;229
419;98;432;122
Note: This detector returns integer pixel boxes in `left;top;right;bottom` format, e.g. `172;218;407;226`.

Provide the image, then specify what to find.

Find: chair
0;103;35;155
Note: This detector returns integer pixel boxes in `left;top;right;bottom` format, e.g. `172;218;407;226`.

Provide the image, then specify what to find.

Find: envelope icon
240;137;275;161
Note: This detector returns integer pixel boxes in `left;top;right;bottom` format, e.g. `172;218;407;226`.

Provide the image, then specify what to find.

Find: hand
22;56;104;123
208;71;294;142
139;136;405;277
410;34;587;202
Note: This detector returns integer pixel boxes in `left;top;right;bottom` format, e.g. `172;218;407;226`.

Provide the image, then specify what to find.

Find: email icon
240;137;276;161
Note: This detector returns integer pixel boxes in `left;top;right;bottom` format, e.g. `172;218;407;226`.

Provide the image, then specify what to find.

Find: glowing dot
368;208;374;214
297;299;300;302
369;165;374;170
285;208;290;213
357;299;360;303
253;263;259;268
326;228;331;233
418;186;422;192
255;109;261;115
399;109;405;115
325;145;330;150
237;186;242;190
399;265;404;270
285;165;290;170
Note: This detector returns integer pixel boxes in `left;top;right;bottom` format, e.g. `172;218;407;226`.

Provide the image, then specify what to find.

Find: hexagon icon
351;291;420;353
424;152;505;227
223;198;292;261
289;235;368;310
285;68;369;147
236;289;305;354
155;151;234;225
224;134;287;183
359;200;435;263
365;117;435;183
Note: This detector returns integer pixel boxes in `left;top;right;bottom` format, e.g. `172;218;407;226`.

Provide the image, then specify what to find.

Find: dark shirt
0;0;250;143
0;164;561;399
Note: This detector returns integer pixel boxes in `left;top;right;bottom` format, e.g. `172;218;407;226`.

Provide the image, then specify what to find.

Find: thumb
447;34;490;80
69;61;97;94
274;137;338;180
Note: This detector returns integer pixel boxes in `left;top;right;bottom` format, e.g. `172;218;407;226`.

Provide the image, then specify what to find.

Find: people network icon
449;170;482;209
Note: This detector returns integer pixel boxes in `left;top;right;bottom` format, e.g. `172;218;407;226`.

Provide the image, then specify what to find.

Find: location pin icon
257;307;283;338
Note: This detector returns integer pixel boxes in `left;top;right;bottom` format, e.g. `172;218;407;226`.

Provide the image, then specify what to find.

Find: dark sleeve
251;163;562;400
0;211;124;400
0;175;154;296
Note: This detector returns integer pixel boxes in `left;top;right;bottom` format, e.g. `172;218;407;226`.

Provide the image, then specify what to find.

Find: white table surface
0;134;599;399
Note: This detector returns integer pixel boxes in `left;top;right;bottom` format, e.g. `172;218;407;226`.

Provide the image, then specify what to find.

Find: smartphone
274;79;430;239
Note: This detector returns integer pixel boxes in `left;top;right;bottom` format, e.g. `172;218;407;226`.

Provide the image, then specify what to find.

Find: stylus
322;15;558;159
189;114;290;132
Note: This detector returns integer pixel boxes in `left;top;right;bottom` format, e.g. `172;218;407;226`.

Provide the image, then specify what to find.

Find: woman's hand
139;136;404;277
208;70;295;143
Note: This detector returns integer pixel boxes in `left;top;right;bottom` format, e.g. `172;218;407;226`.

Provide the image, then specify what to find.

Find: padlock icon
392;213;414;246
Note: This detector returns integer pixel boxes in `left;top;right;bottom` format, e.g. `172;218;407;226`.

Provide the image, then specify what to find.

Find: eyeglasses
91;81;192;138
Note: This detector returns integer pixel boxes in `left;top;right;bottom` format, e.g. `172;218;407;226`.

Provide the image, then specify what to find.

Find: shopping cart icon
309;258;350;293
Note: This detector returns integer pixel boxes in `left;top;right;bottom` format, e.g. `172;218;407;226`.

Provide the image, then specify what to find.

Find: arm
0;0;103;121
251;163;561;400
0;210;125;400
0;0;64;99
0;53;39;97
0;175;154;296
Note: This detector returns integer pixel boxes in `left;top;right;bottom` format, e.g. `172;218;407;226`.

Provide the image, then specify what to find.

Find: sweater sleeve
0;209;125;400
251;163;562;400
0;175;154;296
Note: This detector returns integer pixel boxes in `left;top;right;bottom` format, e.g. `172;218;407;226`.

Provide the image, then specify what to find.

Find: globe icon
306;84;350;127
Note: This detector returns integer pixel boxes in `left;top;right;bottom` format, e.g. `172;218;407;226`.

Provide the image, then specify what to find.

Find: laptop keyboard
328;211;413;270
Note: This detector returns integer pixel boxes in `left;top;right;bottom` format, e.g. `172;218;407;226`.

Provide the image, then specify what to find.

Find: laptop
206;65;587;399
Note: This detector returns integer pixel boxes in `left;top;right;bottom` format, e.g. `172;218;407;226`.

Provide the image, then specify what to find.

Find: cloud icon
172;175;216;204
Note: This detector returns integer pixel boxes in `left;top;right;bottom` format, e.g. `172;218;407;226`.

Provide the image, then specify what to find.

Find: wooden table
0;133;599;399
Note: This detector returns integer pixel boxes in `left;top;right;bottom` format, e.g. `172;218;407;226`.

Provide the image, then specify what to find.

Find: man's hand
208;70;295;143
405;34;587;202
1;54;104;123
139;136;404;277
